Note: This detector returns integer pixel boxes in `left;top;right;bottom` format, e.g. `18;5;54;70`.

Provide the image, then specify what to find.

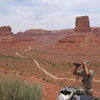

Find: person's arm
73;66;79;76
82;62;90;76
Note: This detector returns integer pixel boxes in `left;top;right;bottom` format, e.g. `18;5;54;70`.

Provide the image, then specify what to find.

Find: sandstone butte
0;26;35;43
0;26;13;36
74;16;91;32
0;15;100;44
59;15;100;46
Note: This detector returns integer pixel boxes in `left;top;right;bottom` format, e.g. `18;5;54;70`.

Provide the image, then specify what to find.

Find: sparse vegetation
47;61;58;67
93;63;100;67
0;54;21;59
95;98;100;100
43;60;72;67
0;76;42;100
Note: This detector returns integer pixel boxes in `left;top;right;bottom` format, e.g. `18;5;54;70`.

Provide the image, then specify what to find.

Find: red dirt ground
0;33;100;100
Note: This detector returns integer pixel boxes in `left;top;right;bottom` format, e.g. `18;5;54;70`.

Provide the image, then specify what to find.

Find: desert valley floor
0;38;100;100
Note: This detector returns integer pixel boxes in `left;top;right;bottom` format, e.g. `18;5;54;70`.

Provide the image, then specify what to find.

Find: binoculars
73;63;81;67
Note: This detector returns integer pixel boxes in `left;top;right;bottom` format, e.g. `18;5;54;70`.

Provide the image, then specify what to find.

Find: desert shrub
0;54;26;60
0;76;42;100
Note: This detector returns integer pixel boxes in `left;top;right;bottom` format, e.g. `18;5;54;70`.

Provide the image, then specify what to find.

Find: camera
73;63;81;67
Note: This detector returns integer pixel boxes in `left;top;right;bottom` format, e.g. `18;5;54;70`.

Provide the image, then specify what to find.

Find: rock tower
0;26;13;36
74;16;91;32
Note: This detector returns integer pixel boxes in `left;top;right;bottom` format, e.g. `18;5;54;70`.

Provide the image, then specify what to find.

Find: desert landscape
0;15;100;100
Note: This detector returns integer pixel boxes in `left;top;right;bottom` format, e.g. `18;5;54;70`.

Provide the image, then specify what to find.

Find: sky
0;0;100;33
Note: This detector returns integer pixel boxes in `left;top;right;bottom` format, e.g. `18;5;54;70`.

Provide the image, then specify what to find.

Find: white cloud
41;0;61;4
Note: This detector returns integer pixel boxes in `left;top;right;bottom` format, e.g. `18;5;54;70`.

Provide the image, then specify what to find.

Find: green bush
0;76;42;100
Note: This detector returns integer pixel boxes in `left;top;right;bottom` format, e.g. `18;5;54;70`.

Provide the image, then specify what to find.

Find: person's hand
81;61;86;65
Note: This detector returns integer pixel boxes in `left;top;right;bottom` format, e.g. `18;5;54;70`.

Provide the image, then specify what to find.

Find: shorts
85;89;93;96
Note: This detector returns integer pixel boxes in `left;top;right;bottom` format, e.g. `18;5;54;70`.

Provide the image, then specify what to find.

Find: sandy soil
0;37;100;100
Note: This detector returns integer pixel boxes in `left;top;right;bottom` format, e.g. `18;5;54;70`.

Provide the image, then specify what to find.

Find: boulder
74;16;91;32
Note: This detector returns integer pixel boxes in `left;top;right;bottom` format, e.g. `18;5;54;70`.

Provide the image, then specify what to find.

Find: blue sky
0;0;100;33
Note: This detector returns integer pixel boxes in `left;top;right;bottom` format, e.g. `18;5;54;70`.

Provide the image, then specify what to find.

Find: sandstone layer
58;34;100;48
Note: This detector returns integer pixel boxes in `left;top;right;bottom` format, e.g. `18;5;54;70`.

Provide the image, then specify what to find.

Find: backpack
57;87;94;100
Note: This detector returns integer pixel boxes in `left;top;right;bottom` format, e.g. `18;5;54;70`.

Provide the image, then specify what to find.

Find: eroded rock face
93;28;100;35
0;26;13;36
58;34;100;45
58;34;86;43
74;16;91;32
